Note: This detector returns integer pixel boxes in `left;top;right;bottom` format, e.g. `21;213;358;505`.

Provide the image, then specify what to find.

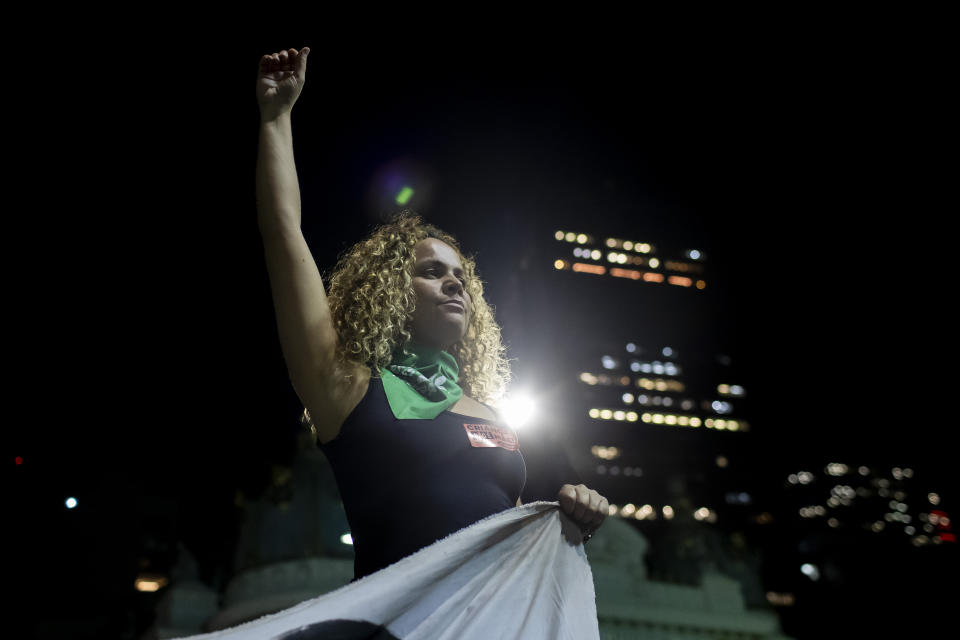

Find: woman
255;47;608;582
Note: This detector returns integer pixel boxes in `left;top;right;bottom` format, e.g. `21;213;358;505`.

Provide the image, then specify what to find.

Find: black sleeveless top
318;375;527;581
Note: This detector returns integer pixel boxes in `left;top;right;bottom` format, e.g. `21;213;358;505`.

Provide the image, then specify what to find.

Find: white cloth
174;501;600;640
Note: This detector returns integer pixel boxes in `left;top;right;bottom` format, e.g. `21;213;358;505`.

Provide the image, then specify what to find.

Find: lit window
611;267;641;280
572;262;605;275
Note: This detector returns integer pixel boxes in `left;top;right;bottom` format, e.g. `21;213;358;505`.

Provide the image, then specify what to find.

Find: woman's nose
443;276;464;296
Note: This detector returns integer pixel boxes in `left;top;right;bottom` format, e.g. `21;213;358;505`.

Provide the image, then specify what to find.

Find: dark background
8;21;955;639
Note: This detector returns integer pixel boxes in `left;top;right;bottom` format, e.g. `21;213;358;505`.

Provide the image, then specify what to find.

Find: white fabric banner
174;501;600;639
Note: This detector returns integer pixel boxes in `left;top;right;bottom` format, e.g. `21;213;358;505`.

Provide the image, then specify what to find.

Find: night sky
9;26;954;637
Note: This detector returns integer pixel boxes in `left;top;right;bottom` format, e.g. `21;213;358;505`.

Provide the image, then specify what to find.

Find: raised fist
256;47;310;119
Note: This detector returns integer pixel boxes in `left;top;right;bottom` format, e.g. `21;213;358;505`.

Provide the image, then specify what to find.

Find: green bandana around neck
380;340;463;419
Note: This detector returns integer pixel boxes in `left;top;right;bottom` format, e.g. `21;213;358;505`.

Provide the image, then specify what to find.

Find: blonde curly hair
302;210;512;431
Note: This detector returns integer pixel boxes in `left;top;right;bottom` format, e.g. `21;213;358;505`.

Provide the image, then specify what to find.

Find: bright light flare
498;393;537;429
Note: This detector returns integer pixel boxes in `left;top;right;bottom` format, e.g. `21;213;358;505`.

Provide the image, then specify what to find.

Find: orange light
572;262;606;275
642;272;665;283
610;267;641;280
696;280;706;289
667;275;693;287
134;575;169;592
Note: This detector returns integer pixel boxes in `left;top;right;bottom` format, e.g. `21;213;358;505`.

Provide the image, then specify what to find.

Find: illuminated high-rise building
500;223;765;601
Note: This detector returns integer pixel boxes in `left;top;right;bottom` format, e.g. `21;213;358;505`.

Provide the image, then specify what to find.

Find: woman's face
409;238;472;351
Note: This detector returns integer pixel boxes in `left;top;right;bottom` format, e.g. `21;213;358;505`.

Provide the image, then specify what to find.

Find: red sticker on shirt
463;423;519;451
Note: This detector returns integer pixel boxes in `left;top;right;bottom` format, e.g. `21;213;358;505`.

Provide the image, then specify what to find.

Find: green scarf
380;340;463;419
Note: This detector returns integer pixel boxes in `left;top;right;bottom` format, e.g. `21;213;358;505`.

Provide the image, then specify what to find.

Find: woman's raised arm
255;47;345;441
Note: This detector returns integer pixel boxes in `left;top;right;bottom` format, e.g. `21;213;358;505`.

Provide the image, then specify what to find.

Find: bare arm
256;114;301;235
255;48;342;439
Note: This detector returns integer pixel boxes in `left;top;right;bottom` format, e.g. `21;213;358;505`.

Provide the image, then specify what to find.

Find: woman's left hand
557;484;608;540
